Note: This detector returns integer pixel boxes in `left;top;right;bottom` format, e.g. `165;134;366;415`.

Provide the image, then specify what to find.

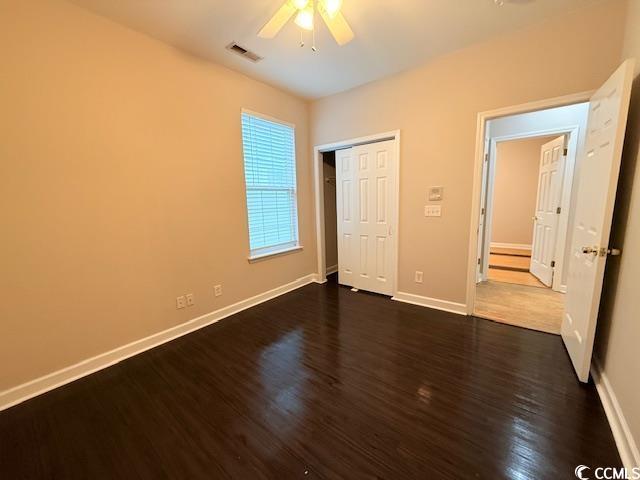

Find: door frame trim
466;91;594;315
313;130;401;295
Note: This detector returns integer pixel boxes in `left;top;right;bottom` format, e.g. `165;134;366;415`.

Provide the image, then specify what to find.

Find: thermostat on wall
428;186;444;201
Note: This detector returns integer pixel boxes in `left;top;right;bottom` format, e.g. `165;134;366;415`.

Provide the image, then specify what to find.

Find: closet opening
313;132;400;297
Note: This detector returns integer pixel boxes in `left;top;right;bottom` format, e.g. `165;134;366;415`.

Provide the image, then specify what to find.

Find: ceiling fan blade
319;9;354;46
258;1;297;38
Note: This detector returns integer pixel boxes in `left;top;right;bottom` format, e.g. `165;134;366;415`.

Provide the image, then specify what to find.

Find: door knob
582;246;622;257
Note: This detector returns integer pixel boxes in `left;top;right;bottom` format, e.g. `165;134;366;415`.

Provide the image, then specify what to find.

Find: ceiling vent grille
226;42;263;63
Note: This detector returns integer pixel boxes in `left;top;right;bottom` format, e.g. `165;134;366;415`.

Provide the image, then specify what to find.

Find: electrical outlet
425;205;442;217
186;293;195;307
214;285;222;297
176;296;186;309
415;271;424;283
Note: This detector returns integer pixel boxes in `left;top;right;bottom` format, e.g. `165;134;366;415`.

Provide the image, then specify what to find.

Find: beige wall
322;153;338;269
311;0;626;303
491;137;558;246
596;0;640;465
0;0;315;391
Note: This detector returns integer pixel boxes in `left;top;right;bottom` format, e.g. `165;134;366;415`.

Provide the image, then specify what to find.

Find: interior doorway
472;102;590;334
466;61;634;383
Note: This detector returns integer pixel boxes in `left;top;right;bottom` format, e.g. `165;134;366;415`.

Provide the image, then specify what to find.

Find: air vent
226;42;263;63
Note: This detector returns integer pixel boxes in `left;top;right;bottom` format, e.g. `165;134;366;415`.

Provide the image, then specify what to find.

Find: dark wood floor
0;279;620;479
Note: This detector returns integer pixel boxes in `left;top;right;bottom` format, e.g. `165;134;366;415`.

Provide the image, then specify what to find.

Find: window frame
240;109;302;262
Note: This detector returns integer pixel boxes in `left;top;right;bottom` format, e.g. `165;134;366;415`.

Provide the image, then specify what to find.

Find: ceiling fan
258;0;354;47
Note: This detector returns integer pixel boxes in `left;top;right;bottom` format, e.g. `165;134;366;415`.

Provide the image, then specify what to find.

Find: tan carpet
474;280;564;335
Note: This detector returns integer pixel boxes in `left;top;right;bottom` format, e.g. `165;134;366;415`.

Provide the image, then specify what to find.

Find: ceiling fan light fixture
294;5;314;31
292;0;309;10
323;0;342;18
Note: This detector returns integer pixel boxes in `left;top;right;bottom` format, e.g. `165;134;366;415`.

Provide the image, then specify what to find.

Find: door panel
562;59;634;383
336;140;396;295
336;148;355;286
477;142;491;282
530;135;566;286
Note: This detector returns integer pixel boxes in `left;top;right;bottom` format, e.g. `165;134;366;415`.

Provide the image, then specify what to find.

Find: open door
530;135;566;286
477;141;491;282
562;59;635;383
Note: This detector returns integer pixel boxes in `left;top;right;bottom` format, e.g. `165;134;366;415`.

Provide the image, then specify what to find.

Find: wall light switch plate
428;186;444;201
425;205;442;217
415;271;424;283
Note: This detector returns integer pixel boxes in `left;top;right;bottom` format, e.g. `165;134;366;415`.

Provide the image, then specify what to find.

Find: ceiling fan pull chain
300;30;304;48
312;23;317;52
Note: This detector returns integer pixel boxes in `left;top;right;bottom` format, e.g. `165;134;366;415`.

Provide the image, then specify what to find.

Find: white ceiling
71;0;605;99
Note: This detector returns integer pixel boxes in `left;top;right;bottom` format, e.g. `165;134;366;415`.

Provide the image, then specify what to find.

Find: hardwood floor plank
488;267;548;288
490;247;532;257
0;281;620;479
489;253;531;271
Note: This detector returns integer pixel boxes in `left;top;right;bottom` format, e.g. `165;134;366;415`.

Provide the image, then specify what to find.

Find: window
241;111;300;259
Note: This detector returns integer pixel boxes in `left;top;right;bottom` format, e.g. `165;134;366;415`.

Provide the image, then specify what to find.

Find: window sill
248;245;303;263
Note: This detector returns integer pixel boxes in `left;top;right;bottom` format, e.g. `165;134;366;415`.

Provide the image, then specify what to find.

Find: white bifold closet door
336;140;396;296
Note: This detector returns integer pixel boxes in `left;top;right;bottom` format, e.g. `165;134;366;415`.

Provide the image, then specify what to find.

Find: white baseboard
0;273;320;412
392;291;467;316
591;358;640;470
326;264;338;275
490;242;532;251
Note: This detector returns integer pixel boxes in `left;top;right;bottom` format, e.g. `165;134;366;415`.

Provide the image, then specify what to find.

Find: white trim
326;264;338;275
0;273;320;412
466;90;595;315
490;242;532;251
591;358;640;470
313;130;401;295
248;245;303;262
240;108;295;129
392;292;467;316
315;131;398;153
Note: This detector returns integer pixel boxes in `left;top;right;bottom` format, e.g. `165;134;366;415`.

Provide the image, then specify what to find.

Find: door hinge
556;207;562;214
563;148;568;156
484;153;489;162
481;207;485;215
551;260;556;268
478;258;481;265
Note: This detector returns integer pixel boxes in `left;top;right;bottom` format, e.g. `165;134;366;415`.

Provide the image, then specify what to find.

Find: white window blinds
241;111;299;257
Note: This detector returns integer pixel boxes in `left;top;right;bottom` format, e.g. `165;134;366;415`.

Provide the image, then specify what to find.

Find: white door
477;142;490;282
562;59;634;383
336;140;396;295
336;147;356;287
530;135;567;286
